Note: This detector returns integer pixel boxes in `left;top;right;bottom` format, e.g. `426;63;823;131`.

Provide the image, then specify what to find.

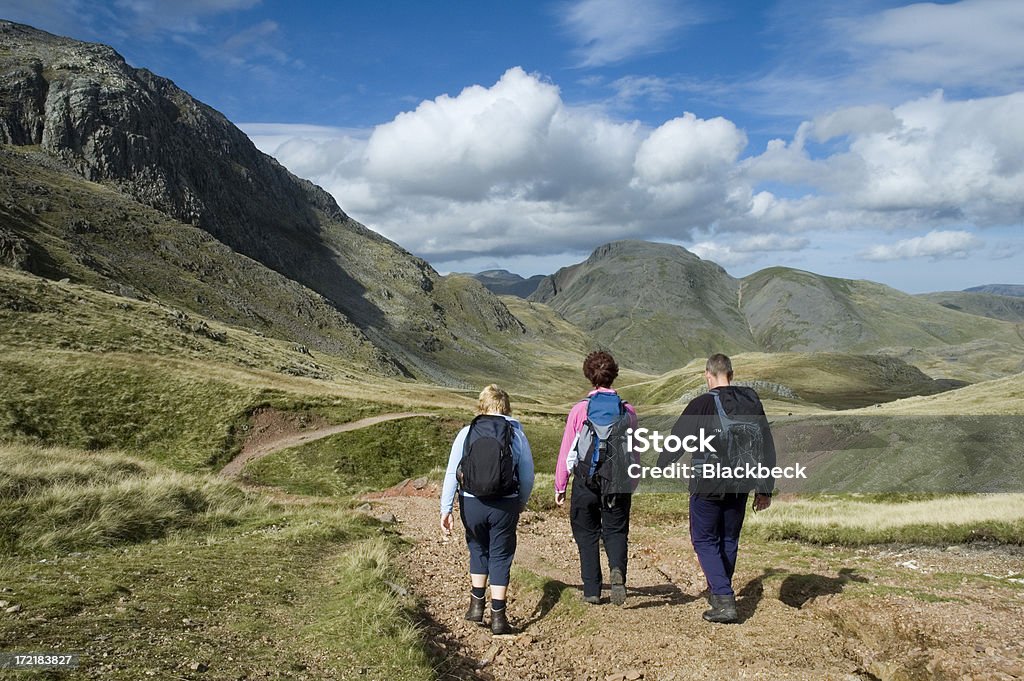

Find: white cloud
634;113;745;184
363;68;565;200
809;104;899;143
609;75;681;105
249;68;1023;270
860;230;982;262
560;0;704;67
742;91;1024;231
691;234;810;266
114;0;261;34
709;0;1024;123
846;0;1024;91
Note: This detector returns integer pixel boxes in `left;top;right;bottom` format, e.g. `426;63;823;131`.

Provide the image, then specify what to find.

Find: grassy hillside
618;352;964;412
965;284;1024;297
0;443;436;679
847;371;1024;415
0;268;476;471
917;290;1024;323
245;412;569;498
523;242;1024;380
773;411;1024;494
741;268;1024;372
746;494;1024;545
0;148;398;372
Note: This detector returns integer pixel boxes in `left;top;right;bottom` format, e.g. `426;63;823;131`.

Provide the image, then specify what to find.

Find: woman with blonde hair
440;384;534;635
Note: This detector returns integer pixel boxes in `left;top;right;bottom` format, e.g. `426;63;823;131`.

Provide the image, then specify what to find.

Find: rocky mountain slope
530;240;1024;375
530;240;758;371
0;21;551;384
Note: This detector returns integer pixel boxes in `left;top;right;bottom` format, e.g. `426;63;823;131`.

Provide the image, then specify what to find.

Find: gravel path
218;411;430;478
375;495;1024;681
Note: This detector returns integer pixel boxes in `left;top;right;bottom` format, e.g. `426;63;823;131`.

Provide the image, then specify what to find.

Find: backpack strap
583;396;598;479
709;389;726;419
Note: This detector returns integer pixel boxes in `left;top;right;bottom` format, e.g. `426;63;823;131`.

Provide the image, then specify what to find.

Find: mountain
529;240;757;372
964;284;1024;297
530;240;1024;376
916;291;1024;323
739;267;1021;351
469;269;546;298
0;21;551;384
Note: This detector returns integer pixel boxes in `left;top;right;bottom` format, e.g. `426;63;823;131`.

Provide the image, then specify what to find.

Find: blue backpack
573;392;633;495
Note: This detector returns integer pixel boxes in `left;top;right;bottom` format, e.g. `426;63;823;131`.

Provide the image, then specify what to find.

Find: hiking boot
490;607;513;636
582;594;601;605
702;594;738;623
464;595;485;623
610;567;626;606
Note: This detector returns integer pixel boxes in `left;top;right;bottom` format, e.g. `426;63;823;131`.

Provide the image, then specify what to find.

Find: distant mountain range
527;240;1024;374
963;284;1024;298
468;270;546;298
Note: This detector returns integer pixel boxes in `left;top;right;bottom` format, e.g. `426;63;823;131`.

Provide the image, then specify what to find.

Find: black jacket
659;385;777;495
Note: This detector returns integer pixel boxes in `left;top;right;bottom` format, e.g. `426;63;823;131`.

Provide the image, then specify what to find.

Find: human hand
753;494;772;512
440;512;454;535
555;490;566;507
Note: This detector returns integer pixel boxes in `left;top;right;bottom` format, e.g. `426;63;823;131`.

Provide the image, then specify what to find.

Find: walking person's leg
689;494;738;623
569;476;604;602
600;493;632;605
459;496;490;622
719;492;748;584
690;494;732;594
485;498;520;634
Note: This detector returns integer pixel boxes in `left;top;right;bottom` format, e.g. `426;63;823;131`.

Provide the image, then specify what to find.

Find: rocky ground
373;494;1024;681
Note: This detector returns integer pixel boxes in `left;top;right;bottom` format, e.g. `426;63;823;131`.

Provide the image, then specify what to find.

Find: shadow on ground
415;606;482;681
626;582;700;610
779;568;867;609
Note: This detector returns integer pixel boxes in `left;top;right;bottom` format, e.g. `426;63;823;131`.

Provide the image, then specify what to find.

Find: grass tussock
747;494;1024;545
0;443;267;553
300;539;434;679
0;351;260;470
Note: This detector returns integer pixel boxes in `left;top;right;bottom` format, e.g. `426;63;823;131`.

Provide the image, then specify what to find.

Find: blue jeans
459;495;520;587
689;493;748;596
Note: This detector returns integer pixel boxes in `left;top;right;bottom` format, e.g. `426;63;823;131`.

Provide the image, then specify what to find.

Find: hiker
440;384;535;635
658;353;776;623
555;351;639;605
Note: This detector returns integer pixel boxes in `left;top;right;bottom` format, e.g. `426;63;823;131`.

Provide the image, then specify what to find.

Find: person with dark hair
555;351;639;605
658;353;776;623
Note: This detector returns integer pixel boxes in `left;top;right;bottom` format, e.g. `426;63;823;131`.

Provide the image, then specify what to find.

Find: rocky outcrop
0;21;528;382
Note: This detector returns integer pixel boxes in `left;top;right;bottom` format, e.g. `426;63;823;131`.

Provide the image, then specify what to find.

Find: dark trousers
689;492;748;596
459;495;520;587
569;475;632;598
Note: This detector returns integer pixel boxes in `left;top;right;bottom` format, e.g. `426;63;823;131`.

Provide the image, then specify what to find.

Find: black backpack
708;387;767;492
458;415;518;498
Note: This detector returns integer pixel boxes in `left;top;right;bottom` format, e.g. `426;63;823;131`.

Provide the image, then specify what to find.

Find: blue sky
5;0;1024;291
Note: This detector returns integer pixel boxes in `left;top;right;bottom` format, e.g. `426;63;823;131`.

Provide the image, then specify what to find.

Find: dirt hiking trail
218;410;430;479
374;495;1024;681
